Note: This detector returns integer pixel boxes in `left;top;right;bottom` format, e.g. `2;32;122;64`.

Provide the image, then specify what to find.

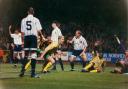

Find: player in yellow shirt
82;51;106;73
40;36;65;73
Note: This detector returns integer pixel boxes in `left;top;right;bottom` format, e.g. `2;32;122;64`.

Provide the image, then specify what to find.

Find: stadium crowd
0;22;126;53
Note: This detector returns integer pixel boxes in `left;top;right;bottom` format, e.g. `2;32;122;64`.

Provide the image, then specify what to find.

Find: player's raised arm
9;25;12;35
114;35;125;53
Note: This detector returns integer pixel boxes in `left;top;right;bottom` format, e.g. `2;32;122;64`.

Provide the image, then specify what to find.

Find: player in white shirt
68;30;88;71
9;25;23;67
20;7;44;78
39;21;63;73
40;21;62;59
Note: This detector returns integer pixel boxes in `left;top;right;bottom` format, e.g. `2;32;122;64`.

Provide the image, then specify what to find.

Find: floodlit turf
0;64;128;89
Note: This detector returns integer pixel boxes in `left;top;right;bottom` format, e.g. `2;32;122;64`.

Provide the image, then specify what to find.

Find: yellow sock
25;60;31;70
84;63;93;71
43;62;52;71
90;70;98;73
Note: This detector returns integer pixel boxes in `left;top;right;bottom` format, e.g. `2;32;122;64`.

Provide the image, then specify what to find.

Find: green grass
0;64;128;89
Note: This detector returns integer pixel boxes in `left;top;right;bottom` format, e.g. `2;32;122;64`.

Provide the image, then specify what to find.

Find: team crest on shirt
80;41;82;43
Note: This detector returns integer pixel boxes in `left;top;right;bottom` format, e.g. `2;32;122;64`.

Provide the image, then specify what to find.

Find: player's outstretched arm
38;30;47;41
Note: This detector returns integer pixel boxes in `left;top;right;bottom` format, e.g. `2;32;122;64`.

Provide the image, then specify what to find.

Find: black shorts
14;45;22;52
24;35;37;51
72;50;83;56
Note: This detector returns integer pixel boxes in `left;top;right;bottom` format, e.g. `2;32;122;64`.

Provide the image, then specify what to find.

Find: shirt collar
75;35;82;39
27;14;34;17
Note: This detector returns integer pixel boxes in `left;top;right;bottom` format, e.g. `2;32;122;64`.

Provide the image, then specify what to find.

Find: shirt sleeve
82;37;88;48
35;19;42;31
72;37;75;43
10;34;15;38
58;29;62;36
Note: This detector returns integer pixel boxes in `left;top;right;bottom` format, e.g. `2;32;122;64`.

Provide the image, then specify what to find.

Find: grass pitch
0;64;128;89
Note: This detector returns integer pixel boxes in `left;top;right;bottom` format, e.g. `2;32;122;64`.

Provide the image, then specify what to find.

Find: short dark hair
28;7;34;15
52;20;61;28
76;30;82;35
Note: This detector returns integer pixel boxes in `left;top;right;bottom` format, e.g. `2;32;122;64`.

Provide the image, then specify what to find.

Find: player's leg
30;35;38;77
30;52;37;77
52;58;57;70
40;42;58;58
41;60;49;72
80;52;87;68
82;63;94;72
90;69;98;73
25;59;31;70
69;55;76;71
43;55;55;73
19;51;29;77
58;54;64;71
19;36;30;77
13;52;18;67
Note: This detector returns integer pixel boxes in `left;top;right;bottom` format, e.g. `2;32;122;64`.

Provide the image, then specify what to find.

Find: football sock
31;59;36;76
59;58;64;71
43;62;52;72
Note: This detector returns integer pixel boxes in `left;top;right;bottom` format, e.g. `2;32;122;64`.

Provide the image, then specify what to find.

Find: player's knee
50;59;55;64
80;54;87;61
69;56;74;62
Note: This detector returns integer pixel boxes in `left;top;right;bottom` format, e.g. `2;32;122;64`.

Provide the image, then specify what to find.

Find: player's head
52;20;61;29
58;36;65;45
94;40;101;46
28;7;34;15
14;28;20;34
75;30;82;38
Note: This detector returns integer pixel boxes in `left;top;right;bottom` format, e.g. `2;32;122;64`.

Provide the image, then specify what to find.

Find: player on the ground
81;39;105;73
111;49;128;74
68;30;88;71
111;35;128;74
82;51;106;73
19;7;45;78
9;25;23;67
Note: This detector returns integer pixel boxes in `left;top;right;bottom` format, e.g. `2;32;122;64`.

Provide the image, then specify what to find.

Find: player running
19;7;45;78
68;30;88;71
9;25;23;67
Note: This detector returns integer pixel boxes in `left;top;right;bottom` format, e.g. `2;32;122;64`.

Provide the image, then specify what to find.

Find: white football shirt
11;33;22;45
21;15;42;36
72;36;88;50
51;27;62;43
